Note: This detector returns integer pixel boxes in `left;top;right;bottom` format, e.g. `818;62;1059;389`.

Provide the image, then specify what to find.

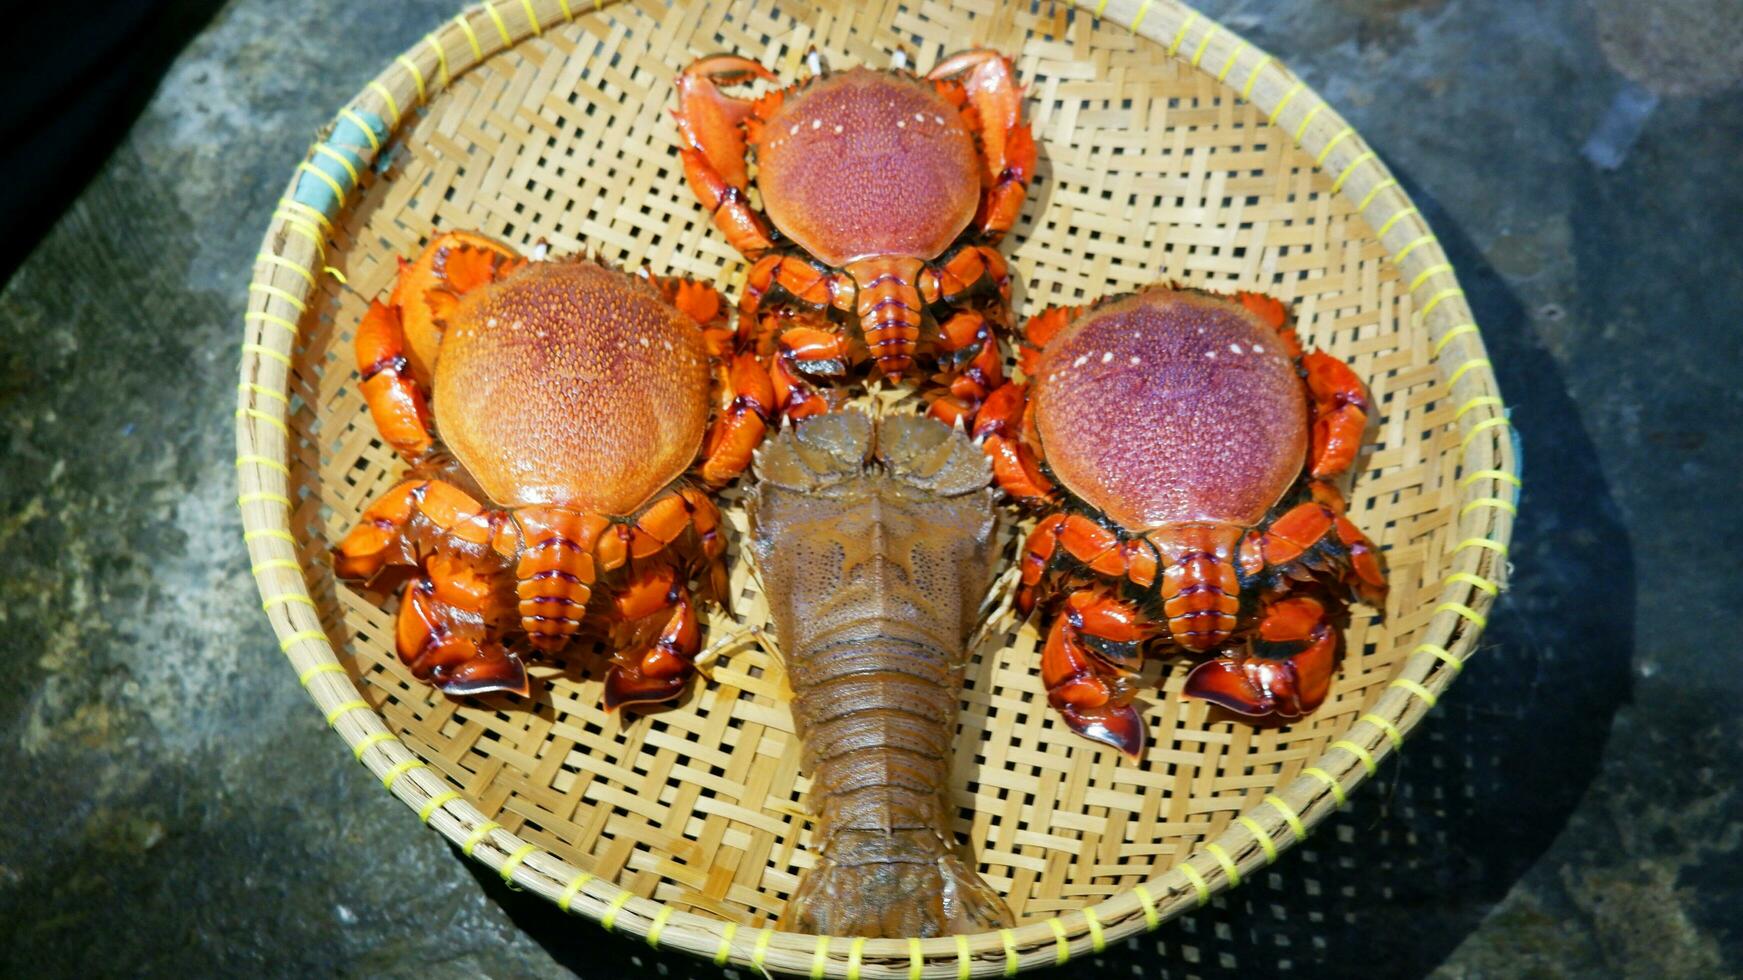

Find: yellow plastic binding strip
247;528;298;545
390;56;425;103
557;0;574;20
1408;262;1454;292
1216;43;1246;83
1331;150;1376;194
1461;497;1518;518
1416;642;1464;673
366;81;400;124
1083;907;1106;952
1302;766;1347;806
418;790;460;823
500;842;538;885
324;699;369;726
1237;816;1277;862
808;935;830;979
1167;10;1197;56
296;660;343;682
240;484;291;502
1445;571;1499;597
352;731;395;760
1046;917;1070;964
1241;55;1273;99
558;872;593;912
237;452;290;475
485;2;513;45
236;408;289;437
251;558;301;575
648;906;673;948
1455;537;1509;558
1446;357;1492;388
246;311;300;336
1391;677;1440;707
334;106;383;149
256;252;317;287
847;936;866;980
1461;467;1522;488
1293;102;1325;142
453;13;484;59
1205;843;1241;887
311;143;361;187
1461;416;1512;452
249;282;309;312
1455;395;1504;420
1130;0;1154;32
1190;27;1218;68
1178;862;1210;905
518;0;542;36
1268;81;1304;124
1133;883;1161;928
1358;178;1400;212
1435;602;1487;629
274;214;326;254
380;759;424;790
955;934;972;980
713;921;737;966
236;379;289;402
753;928;773;970
1360;712;1404;750
1433;322;1480;356
1000;927;1019;976
295;160;347;203
1420;287;1466;320
909;936;926;978
600;890;632;931
424;33;451;86
1314;126;1353;167
1392;234;1437;264
1094;0;1110;16
1264;795;1308;841
1332;739;1377;775
277;196;333;231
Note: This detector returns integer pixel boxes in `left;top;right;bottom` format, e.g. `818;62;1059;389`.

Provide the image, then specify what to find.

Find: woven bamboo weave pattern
235;0;1516;974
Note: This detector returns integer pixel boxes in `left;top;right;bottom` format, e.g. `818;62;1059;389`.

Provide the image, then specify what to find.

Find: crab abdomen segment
1032;288;1309;530
756;67;980;267
432;261;712;513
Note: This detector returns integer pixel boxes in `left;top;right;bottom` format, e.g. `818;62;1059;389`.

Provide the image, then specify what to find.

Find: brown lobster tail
512;507;606;650
1153;524;1244;653
750;412;1013;937
845;256;925;377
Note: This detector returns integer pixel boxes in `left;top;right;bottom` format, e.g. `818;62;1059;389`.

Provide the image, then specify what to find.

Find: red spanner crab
973;286;1389;758
674;49;1034;424
331;231;775;708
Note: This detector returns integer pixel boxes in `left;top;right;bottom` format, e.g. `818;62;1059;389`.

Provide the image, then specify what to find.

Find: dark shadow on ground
467;165;1634;979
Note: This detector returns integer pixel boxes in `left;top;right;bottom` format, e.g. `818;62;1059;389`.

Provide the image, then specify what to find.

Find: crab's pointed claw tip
437;650;530;698
1062;703;1147;760
602;667;687;712
1181;658;1275;718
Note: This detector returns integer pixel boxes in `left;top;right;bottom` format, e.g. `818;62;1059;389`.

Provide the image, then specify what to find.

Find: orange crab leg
925;309;1005;427
603;565;703;710
1302;350;1371;479
701;350;775;486
355;300;435;462
674;56;779;256
929;50;1035;240
1015;305;1079;376
389;231;523;383
394;574;529;697
1183;595;1339;719
974;382;1054;504
333;478;494;582
1041;589;1151;759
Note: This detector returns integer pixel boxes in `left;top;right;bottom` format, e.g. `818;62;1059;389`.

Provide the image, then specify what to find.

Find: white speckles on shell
1229;342;1243;354
1101;351;1113;363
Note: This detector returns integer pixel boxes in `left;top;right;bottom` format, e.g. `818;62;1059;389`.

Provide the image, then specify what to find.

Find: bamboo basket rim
234;0;1519;974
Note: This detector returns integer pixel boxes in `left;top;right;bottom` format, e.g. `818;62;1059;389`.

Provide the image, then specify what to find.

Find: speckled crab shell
432;259;713;514
753;66;982;268
1030;288;1311;530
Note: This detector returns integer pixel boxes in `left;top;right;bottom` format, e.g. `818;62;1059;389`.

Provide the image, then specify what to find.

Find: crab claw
437;643;531;698
1183;596;1338;718
1041;592;1150;759
929;50;1034;238
1057;702;1148;760
675;55;774;193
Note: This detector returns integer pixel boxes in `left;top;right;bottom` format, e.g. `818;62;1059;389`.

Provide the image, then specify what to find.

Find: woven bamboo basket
235;0;1518;974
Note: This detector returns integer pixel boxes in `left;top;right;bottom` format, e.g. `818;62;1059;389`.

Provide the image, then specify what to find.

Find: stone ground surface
1;0;1738;976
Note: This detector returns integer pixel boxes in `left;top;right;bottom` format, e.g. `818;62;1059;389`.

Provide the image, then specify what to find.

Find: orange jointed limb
395;574;529;696
1040;591;1150;758
1182;594;1339;719
974;382;1053;503
673;56;779;255
355;300;435;460
388;231;522;383
928;50;1035;239
332;478;490;581
700;351;774;486
1301;349;1370;479
603;567;702;710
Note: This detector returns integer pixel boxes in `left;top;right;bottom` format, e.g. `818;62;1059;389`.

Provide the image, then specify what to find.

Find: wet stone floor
1;0;1739;976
